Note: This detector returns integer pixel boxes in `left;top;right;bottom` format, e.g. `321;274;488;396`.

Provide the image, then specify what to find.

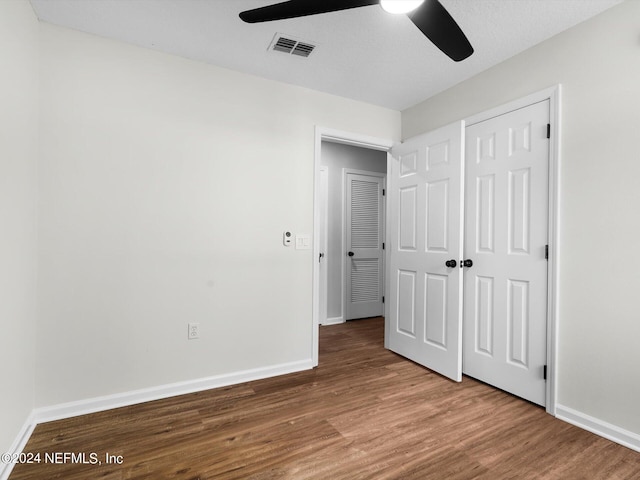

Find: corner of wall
0;0;40;466
556;405;640;453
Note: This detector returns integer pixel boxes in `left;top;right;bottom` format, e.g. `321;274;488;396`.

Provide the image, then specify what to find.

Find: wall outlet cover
188;323;200;339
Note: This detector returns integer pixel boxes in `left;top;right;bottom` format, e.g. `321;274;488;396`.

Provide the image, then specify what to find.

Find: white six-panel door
463;100;550;405
386;102;550;403
387;122;464;381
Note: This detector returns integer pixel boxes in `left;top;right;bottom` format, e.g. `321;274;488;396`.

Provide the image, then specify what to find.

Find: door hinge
382;296;385;304
382;188;385;196
543;365;548;381
545;244;549;260
382;242;385;250
546;123;551;139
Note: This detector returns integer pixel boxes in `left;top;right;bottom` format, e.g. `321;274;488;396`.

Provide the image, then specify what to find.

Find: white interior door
345;172;384;320
463;100;550;405
387;121;464;381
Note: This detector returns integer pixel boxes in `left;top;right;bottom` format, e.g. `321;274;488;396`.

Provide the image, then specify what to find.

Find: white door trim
313;127;394;366
465;85;562;415
318;166;329;326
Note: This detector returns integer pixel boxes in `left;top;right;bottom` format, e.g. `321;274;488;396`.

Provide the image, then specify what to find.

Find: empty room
1;0;639;478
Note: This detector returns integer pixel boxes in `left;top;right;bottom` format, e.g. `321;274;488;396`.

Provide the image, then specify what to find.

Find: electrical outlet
188;323;200;340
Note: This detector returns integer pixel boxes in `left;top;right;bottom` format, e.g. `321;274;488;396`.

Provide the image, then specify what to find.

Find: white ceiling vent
269;33;316;58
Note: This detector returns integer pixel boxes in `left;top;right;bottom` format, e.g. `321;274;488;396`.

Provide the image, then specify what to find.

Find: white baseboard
9;364;638;480
556;404;640;452
0;413;37;480
321;316;345;326
34;359;313;423
1;359;312;479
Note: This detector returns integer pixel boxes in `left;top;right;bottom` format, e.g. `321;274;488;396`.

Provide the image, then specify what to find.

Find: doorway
318;141;387;325
312;128;394;366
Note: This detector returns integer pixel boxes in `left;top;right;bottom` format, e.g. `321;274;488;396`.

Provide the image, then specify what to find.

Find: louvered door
346;172;384;320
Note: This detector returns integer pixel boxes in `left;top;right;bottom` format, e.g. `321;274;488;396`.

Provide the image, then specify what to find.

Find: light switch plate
295;234;311;250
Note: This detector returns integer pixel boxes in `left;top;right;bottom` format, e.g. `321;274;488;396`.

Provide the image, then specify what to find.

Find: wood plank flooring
10;317;640;479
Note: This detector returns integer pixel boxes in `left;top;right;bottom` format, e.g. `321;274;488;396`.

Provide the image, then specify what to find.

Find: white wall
0;0;39;462
36;23;400;407
320;142;387;322
403;1;640;436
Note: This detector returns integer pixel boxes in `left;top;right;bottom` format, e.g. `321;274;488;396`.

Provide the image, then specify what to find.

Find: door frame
318;166;329;326
464;85;562;415
313;127;394;366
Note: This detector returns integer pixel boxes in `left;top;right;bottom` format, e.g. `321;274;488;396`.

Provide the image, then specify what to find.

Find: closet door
463;100;550;406
346;172;385;320
387;121;464;381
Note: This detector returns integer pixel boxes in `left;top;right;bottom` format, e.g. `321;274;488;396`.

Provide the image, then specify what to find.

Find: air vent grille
273;37;297;53
292;42;315;57
269;34;316;58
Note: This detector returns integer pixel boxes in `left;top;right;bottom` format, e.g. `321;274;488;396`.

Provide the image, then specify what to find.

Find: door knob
348;251;355;257
461;259;473;268
445;259;457;268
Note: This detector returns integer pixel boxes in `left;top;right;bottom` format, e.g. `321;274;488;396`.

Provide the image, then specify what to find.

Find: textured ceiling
29;0;623;111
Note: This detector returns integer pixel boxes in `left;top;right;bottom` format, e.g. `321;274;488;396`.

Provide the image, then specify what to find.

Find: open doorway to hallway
318;141;387;326
312;128;394;368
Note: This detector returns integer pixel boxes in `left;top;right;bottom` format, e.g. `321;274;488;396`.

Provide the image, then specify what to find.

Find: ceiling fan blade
408;0;473;61
239;0;379;23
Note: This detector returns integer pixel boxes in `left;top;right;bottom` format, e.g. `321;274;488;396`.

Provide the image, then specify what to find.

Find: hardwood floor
10;317;640;479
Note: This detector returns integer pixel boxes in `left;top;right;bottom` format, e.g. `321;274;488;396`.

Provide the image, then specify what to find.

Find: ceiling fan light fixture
239;0;473;62
380;0;425;15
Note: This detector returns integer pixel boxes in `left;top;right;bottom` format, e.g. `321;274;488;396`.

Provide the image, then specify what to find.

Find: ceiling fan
239;0;474;62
